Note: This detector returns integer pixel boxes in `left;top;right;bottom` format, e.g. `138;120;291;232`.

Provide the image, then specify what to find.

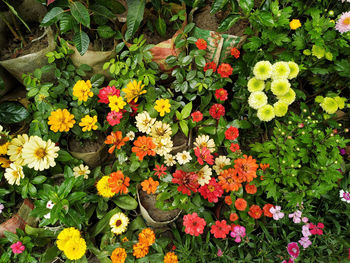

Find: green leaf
92;207;121;236
218;14;240;32
32;176;47;184
238;0;254;14
90;4;114;25
211;0;229;14
114;195;138;210
195;56;206;68
59;13;74;33
73;31;90;56
155;16;166;37
2;0;31;32
4;231;18;243
40;246;60;263
70;2;90;27
97;25;115;38
257;11;274;27
179;120;189;137
183;23;195;34
125;0;145;41
115;42;125;54
0;102;29;124
57;150;73;162
181;102;192;119
41;7;64;26
129;216;146;231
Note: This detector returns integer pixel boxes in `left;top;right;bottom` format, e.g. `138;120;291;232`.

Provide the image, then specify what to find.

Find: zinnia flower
335;11;350;33
109;95;126;112
172;170;199;196
231;47;240;58
257;104;275;122
108;171;130;194
235;198;247;211
10;241;25;254
197;165;212;186
195;38;207;49
217;63;233;78
183;212;206;236
247;77;265;92
4;163;24;185
191;111;203;122
245;184;257;194
105;131;129;154
290;19;301;30
248;91;268;110
133;242;149;258
194;146;214;165
215;88;228;101
154;98;171;117
73;164;90;179
287;242;300;259
210;220;231;238
213;156;231;175
176;150;192;165
248;205;263;219
234;155;258;183
230;213;238;222
138;228;156;246
198;178;224;203
141;177;159;194
225;196;233;206
164;154;177;167
230;143;240;152
111;247;127;263
194;135;215;152
154;164;167;178
209;104;225;120
204;61;217;72
132;136;156;160
263;204;274;217
98;86;120;104
164;252;178;263
73;80;93;102
253;61;272;80
48;109;75;132
96;176;115;198
122;80;147;103
135;111;156;134
79;115;98;132
110;212;129;235
230;226;246;243
225;126;239;140
107;111;123;126
218;168;242;192
150;121;172;139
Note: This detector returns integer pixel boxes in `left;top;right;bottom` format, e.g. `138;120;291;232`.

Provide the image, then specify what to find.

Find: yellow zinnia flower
109;212;129;235
63;237;86;260
154;99;171;117
0;141;9;156
7;134;29;166
0;157;11;168
290;19;301;30
109;96;126;112
96;176;115;198
48;109;76;133
79;115;98;132
4;163;24;185
57;227;81;251
122;80;147;103
73;80;93;102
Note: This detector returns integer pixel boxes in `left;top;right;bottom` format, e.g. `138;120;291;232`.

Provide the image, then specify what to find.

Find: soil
69;133;106;153
0;27;48;60
139;190;181;222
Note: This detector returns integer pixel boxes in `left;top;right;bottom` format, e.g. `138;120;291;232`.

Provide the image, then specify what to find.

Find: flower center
227;178;233;184
34;148;46;159
343;17;350;26
115;220;122;227
242;164;249;172
343;193;350;200
208;185;215;192
12;171;20;178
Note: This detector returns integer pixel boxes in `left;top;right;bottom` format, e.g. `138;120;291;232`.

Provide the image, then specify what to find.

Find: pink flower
209;104;225;120
198;178;224;203
302;224;311;237
270;206;284;220
287;242;300;259
194;146;214;165
309;222;324;235
282;259;294;263
288;210;302;224
302;217;309;223
0;203;4;214
154;164;167;178
107;111;123;126
215;88;228;101
183;212;206;236
11;241;25;254
98;86;120;104
230;226;246;243
217;249;223;257
298;236;312;249
335;12;350;34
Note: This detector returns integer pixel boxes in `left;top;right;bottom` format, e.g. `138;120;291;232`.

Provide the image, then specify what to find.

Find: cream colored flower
126;131;135;141
109;212;129;235
22;136;59;171
4;163;24;185
150;121;172;139
7;134;29;166
135;112;156;134
193;135;215;153
213;156;231;175
176;151;192;165
197;165;212;186
73;164;90;179
154;137;173;156
164;154;176;167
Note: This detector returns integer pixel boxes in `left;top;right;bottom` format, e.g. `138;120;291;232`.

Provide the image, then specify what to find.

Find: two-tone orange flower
234;155;258;183
132;136;156;161
108;171;130;194
138;228;155;247
141;177;159;194
218;168;242;192
105;131;129;154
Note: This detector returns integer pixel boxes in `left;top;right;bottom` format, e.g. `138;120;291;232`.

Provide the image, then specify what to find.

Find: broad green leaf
40;246;60;263
181;102;192;119
179;120;189;137
211;0;229;14
59;13;74;33
41;7;64;26
218;14;240;32
0;102;29;124
91;207;121;236
90;74;105;87
32;176;47;184
97;25;115;38
125;0;145;41
114;195;138;210
73;31;90;56
155;16;166;37
238;0;254;14
70;2;90;27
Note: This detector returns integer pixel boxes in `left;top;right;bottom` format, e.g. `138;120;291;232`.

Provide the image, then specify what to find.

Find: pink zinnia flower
98;86;120;104
287;242;300;259
194;146;214;165
11;241;25;254
298;236;312;249
107;111;123;126
198;178;224;203
230;225;246;243
335;12;350;33
172;170;199;196
183;212;206;236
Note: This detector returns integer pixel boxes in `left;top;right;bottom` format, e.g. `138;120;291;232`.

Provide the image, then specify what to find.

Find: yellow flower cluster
79;115;98;132
48;109;76;132
289;19;301;30
122;80;147;103
154;99;171;117
73;80;93;102
57;227;86;260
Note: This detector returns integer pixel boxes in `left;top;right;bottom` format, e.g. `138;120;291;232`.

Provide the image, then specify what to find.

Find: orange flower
260;163;270;171
248;204;262;219
138;228;156;247
111;247;127;263
224;196;232;206
263;204;274;218
234;155;258;183
133;242;149;259
164;252;178;263
218;168;242;192
132;136;156;161
141;177;159;194
108;171;130;194
105;131;129;154
234;198;247;211
245;184;257;194
122;237;129;242
230;213;239;222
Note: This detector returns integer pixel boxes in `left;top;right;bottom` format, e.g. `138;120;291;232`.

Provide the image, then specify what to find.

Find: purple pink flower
11;241;25;254
287;242;300;259
340;190;350;203
289;210;302;223
298;236;312;249
230;226;246;243
336;12;350;34
270;206;284;220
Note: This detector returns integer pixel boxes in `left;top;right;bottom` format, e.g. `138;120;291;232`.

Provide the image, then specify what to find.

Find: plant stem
10;13;26;46
0;13;20;41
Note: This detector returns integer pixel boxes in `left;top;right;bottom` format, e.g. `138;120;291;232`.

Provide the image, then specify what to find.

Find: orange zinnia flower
248;204;262;219
218;168;242;192
141;177;159;194
263;204;274;218
138;228;156;246
260;163;270;171
234;155;259;183
132;136;156;160
105;131;129;154
108;171;130;194
133;242;149;259
235;198;247;211
230;213;239;222
224;196;232;206
245;184;257;194
111;247;127;263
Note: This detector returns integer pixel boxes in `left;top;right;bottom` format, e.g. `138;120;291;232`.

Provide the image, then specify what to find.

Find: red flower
129;100;139;116
198;178;224;203
235;198;247;211
154;164;167;178
183;212;206;236
230;143;240;152
215;88;228;101
245;184;257;194
231;47;240;59
98;86;120;104
217;63;233;78
225;126;239;140
204;61;217;72
309;223;324;235
263;204;274;217
191;111;203;122
195;39;207;50
209;104;225;120
194;146;214;165
107;111;123;126
230;213;239;222
210;220;231;238
172;170;199;196
248;205;263;219
224;196;232;206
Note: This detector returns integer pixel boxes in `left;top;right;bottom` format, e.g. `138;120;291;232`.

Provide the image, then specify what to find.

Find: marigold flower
230;213;239;222
132;136;156;160
183;212;206;236
63;237;86;260
225;126;239;140
289;19;301;30
79;115;98;132
204;61;217;72
109;95;126;112
195;38;207;50
154;99;171;117
209;104;225;120
248;205;263;219
215;88;228;101
73;80;93;102
225;196;232;206
198;178;223;203
138;228;156;246
164;252;178;263
235;198;247;211
253;61;272;80
141;177;159;194
98;86;120;104
245;184;257;194
218;168;242;192
96;176;115;198
234;155;258;183
105;131;129;154
210;220;231;238
263;204;274;217
191;111;203;122
231;47;240;58
133;242;149;259
217;63;233;78
111;247;127;263
172;170;199;196
108;171;130;194
48;109;75;132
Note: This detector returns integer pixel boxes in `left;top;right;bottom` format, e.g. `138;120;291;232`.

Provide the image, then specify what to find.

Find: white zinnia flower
150;121;172;139
126;131;135;141
197;165;212;186
135;111;156;134
193;135;215;153
213;156;231;175
164;154;177;167
154;137;173;156
176;151;192;165
7;134;29;166
73;164;91;179
4;163;24;185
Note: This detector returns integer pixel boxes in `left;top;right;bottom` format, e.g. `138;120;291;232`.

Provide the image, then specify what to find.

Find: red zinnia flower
204;61;217;72
210;220;231;238
309;223;324;235
215;88;228;101
248;205;263;219
183;212;206;236
245;184;257;194
191;111;203;122
225;126;239;140
224;196;232;206
195;39;207;50
230;143;240;152
172;170;199;196
217;63;233;78
194;146;214;165
231;47;240;59
98;86;120;104
154;164;167;178
230;213;239;222
209;104;225;120
235;198;247;211
129;100;139;116
198;178;224;203
263;204;274;217
107;111;123;126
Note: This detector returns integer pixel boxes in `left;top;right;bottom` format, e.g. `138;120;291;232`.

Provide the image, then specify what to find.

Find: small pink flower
282;259;294;263
10;241;25;254
298;236;312;249
270;206;284;220
0;203;4;214
287;242;300;259
217;249;223;257
336;11;350;34
302;224;311;237
230;225;246;243
46;200;54;209
289;210;302;224
302;217;309;223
